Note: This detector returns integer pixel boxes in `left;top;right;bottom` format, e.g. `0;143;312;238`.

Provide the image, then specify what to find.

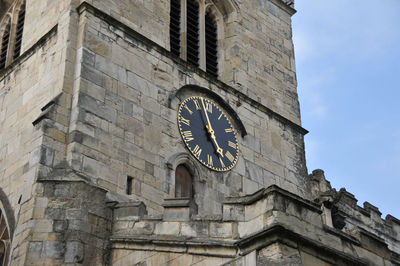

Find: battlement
111;183;400;265
310;169;400;257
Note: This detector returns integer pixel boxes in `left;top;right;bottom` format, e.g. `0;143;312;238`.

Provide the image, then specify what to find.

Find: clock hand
200;98;224;157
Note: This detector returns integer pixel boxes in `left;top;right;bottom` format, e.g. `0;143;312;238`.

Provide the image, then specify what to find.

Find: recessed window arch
175;164;193;198
0;208;11;266
0;0;26;71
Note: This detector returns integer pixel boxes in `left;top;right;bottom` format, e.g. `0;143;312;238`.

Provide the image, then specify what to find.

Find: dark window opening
13;4;25;59
205;11;218;77
170;0;181;57
186;0;199;67
175;164;193;198
126;176;133;195
0;209;10;266
0;22;10;70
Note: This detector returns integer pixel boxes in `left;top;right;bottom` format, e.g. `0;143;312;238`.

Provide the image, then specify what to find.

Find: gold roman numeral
226;151;235;162
228;141;237;149
207;154;213;166
184;105;193;115
180;117;190;126
205;102;212;113
182;131;194;142
193;145;202;158
225;128;234;133
194;99;201;110
219;157;225;168
218;113;223;120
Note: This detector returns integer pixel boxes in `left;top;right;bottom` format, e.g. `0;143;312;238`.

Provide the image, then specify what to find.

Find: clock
177;96;239;171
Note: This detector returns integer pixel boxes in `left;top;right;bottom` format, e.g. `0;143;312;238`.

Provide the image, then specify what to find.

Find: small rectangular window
126;176;133;195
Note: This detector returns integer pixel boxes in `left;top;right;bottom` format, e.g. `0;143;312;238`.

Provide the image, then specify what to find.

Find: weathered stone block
41;241;65;259
65;241;84;263
114;201;147;220
154;222;180;235
210;222;233;238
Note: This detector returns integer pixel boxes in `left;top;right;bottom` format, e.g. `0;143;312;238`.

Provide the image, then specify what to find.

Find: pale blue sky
293;0;400;218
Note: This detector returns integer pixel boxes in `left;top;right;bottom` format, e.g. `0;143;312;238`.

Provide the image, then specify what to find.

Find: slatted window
0;209;10;266
13;4;25;59
186;0;199;67
170;0;181;57
169;0;220;77
175;164;192;198
205;11;218;77
0;22;10;70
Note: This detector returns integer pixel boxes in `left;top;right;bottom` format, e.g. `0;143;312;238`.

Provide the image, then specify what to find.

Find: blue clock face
178;96;239;171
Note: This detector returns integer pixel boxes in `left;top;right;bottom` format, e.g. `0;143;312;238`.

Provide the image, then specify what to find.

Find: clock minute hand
200;98;224;157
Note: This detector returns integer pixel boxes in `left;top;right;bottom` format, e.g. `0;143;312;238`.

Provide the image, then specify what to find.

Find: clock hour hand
200;98;223;157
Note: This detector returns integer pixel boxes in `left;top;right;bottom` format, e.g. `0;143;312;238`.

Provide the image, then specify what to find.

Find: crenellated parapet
111;182;400;265
310;169;400;262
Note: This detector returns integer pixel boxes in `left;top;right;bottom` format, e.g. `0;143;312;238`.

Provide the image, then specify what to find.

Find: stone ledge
386;215;400;226
33;93;63;126
113;201;147;221
111;236;238;258
224;185;321;214
271;0;297;16
237;223;367;265
111;223;369;265
0;24;58;80
322;225;360;245
162;198;192;208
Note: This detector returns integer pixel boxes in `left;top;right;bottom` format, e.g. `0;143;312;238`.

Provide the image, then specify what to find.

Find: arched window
0;20;11;70
205;10;218;77
13;3;25;59
0;1;26;71
175;164;193;198
0;209;10;266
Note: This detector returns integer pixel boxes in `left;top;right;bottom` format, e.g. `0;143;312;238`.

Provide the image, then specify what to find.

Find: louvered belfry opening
0;209;10;266
186;0;199;67
13;4;25;59
205;11;218;77
0;22;11;70
170;0;181;57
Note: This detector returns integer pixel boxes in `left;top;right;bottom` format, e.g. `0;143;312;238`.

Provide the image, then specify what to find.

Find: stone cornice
111;224;368;265
271;0;297;16
76;2;308;136
224;185;321;213
0;25;58;82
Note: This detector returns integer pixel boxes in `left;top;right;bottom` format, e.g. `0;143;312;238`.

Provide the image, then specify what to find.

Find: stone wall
0;0;68;216
0;0;85;263
23;178;112;265
110;184;400;265
66;2;309;219
80;0;300;124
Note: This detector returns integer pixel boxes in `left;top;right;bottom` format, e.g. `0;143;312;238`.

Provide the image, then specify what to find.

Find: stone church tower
0;0;399;265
